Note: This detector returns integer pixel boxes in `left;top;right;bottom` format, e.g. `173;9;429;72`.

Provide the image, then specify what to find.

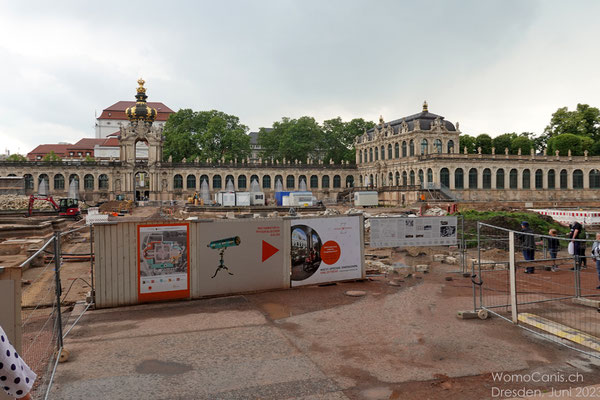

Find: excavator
27;194;81;219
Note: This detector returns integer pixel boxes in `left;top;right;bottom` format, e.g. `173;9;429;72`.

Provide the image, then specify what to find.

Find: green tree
6;154;27;161
259;116;325;162
322;117;375;163
546;134;593;156
84;155;95;162
510;136;534;155
541;104;600;148
42;151;61;161
459;134;476;153
492;133;517;154
475;134;493;154
163;109;250;162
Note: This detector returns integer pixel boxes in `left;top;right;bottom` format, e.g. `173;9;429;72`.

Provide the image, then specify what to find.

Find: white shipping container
289;191;313;207
235;192;251;206
282;196;290;206
216;191;236;206
250;192;265;206
354;191;378;207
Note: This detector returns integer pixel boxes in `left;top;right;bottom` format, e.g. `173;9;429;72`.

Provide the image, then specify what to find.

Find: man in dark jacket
520;221;535;273
569;221;584;270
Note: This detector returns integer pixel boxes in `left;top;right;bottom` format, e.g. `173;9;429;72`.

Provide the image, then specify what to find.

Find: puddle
135;359;193;375
360;386;393;399
261;302;291;320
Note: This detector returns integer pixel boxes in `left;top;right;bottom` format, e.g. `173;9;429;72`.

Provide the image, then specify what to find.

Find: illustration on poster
207;236;241;278
291;224;323;281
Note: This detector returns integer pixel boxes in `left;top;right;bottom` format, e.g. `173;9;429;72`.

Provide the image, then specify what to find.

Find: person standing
590;233;600;290
547;229;560;271
569;221;583;270
0;325;37;399
520;221;535;273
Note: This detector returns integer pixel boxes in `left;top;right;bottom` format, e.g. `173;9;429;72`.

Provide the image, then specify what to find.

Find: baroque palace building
355;102;600;204
1;80;600;205
0;80;355;203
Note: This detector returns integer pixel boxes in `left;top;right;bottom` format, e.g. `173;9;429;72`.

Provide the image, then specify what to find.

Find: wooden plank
129;222;137;304
116;222;124;306
121;222;130;304
190;222;198;298
96;225;106;308
110;224;119;307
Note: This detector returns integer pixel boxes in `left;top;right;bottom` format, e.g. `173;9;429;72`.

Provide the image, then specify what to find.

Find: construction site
1;167;600;400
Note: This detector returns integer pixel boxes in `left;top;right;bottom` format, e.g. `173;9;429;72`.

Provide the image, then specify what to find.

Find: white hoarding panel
370;216;458;248
291;216;362;287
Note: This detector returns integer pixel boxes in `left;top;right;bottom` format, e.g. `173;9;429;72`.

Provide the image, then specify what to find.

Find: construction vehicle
28;194;81;219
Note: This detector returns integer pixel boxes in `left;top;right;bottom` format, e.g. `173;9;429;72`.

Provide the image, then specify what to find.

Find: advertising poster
138;223;190;302
196;219;287;296
370;216;458;248
291;216;362;287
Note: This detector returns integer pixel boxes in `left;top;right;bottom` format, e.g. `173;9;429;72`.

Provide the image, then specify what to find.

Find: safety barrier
93;215;365;308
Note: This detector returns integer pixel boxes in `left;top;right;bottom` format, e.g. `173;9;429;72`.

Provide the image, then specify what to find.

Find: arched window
54;174;65;190
322;175;330;188
274;175;283;189
447;140;454;154
298;175;307;189
434;139;442;154
395;143;399;158
250;175;259;189
98;174;109;190
381;145;385;160
24;174;34;190
418;169;424;184
263;175;271;189
174;174;183;189
388;173;393;186
402;141;407;157
496;169;504;189
590;169;600;189
509;169;518;189
369;174;374;187
187;174;196;189
346;175;354;187
522;169;530;189
286;175;295;189
547;170;555;189
469;168;478;189
238;175;247;189
387;144;392;159
535;169;543;189
369;148;373;162
420;139;428;155
560;169;568;189
84;174;94;191
427;168;433;184
375;147;379;161
402;171;407;186
359;175;363;186
38;174;49;185
225;175;235;189
333;175;341;188
440;168;450;187
213;175;222;189
359;150;363;164
410;170;415;185
395;171;400;186
409;140;414;156
455;168;464;189
573;169;583;189
200;174;209;188
482;169;491;189
69;174;79;191
310;175;318;188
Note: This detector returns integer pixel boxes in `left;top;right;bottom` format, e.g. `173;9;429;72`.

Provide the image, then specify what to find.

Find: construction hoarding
192;219;288;297
138;223;190;302
291;215;363;287
370;216;458;248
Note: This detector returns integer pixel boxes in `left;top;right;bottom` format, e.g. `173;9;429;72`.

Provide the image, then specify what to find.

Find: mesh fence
474;222;600;359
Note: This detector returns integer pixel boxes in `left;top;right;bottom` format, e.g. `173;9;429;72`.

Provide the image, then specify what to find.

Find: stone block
415;264;429;273
433;254;445;262
445;256;458;265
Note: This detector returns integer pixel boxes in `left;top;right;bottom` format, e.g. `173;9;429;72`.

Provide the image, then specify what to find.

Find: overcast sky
1;0;599;154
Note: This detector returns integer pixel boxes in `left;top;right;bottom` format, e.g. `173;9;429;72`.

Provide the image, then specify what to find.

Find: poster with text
370;216;457;248
291;216;362;287
138;223;189;302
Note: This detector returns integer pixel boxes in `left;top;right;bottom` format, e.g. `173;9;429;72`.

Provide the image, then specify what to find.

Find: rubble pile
0;195;53;210
98;200;134;214
423;206;447;216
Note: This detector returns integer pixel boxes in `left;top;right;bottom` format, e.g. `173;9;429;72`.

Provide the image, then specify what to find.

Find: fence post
53;231;64;348
509;231;518;324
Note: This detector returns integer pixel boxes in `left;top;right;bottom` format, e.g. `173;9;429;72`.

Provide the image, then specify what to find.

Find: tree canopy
475;134;493;154
42;151;61;161
163;109;250;162
541;104;600;148
459;134;476;153
546;134;593;156
6;154;27;161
